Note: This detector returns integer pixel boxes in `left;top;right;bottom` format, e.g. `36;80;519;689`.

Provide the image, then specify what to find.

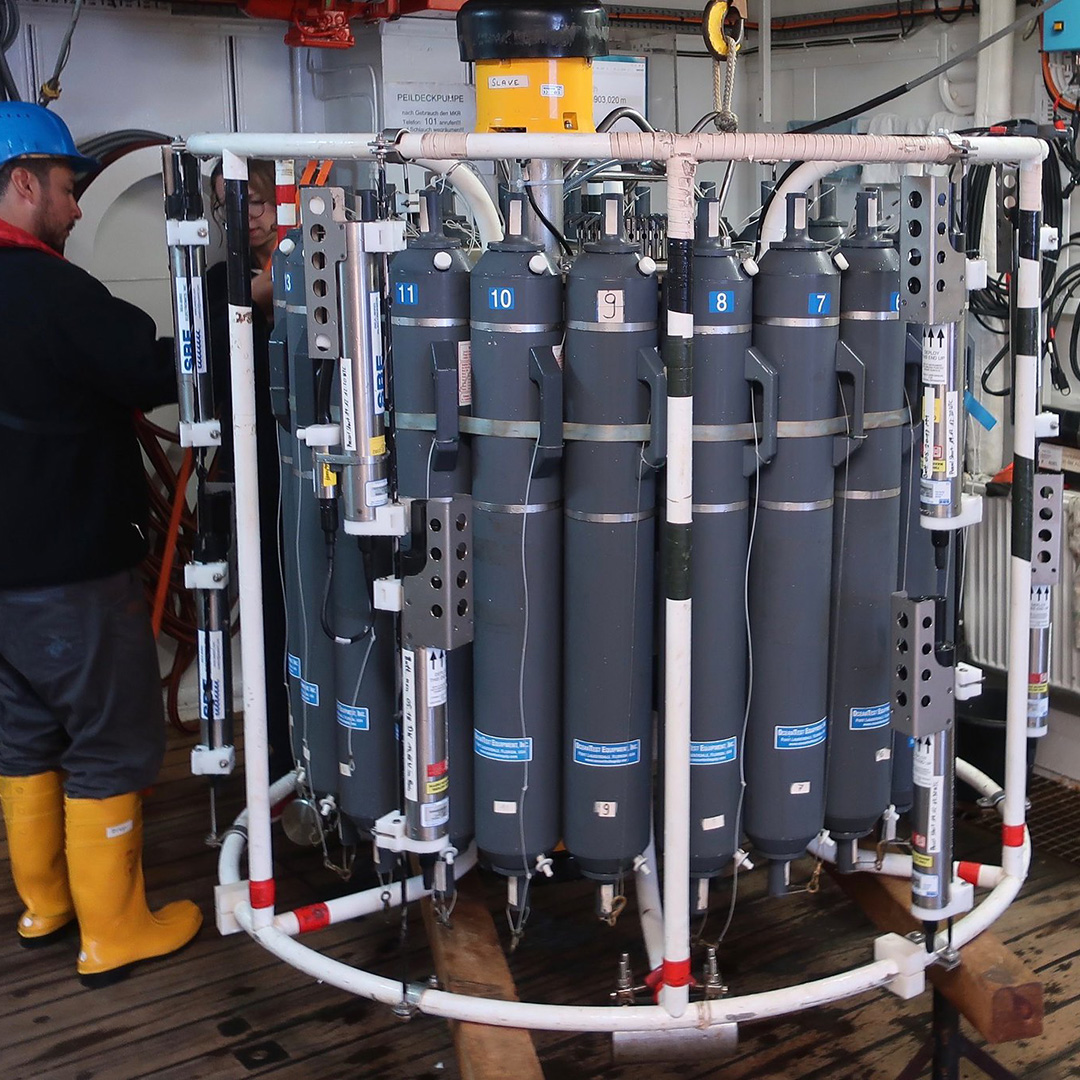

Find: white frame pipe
195;128;1046;1035
222;149;276;931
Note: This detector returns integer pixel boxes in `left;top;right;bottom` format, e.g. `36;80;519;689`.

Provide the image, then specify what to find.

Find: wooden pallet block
422;877;545;1080
827;866;1044;1044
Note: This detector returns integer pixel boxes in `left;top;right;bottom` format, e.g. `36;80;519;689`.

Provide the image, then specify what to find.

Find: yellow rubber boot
0;772;76;947
65;793;202;988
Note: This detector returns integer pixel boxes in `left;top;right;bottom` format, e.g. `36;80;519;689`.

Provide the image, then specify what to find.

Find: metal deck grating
963;773;1080;865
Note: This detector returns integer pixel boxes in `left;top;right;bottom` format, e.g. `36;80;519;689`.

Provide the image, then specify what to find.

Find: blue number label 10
395;282;419;306
809;292;833;315
709;290;735;315
488;286;516;311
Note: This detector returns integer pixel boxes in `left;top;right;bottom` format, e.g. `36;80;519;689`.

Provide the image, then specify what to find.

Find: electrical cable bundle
0;0;19;101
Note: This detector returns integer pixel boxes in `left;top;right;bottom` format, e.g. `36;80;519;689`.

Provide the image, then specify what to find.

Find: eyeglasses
248;199;272;217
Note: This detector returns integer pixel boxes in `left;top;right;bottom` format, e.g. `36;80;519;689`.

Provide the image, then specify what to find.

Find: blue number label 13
709;290;735;315
488;286;515;311
809;291;833;315
395;282;419;306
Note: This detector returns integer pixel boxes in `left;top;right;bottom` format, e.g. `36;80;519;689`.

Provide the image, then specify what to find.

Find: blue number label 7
809;292;832;315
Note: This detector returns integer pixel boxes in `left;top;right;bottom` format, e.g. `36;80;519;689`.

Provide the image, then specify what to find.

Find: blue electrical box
1044;0;1080;52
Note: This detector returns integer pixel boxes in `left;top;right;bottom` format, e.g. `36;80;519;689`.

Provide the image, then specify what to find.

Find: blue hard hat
0;102;97;173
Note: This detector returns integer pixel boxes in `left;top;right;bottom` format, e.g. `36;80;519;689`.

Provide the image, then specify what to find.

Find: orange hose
1043;50;1078;113
152;447;193;640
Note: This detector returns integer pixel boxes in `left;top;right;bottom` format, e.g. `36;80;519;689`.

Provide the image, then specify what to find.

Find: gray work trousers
0;568;165;798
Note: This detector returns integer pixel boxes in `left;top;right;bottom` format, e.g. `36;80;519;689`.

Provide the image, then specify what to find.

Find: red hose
152;447;193;639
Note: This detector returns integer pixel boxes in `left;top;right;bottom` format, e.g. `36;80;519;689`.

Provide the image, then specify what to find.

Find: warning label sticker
912;869;940;899
421;798;450;829
1031;585;1051;629
427;649;448;707
288;654;302;679
922;326;948;384
300;679;320;707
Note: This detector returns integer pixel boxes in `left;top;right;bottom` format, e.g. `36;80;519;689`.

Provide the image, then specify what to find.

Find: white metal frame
189;128;1045;1032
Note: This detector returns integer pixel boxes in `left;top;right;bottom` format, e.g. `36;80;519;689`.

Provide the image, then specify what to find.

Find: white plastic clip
1041;224;1060;253
535;855;555;878
297;423;342;448
214;879;249;937
343;503;409;537
166;219;211;247
374;576;405;612
955;662;984;702
1035;411;1061;440
632;854;651;876
362;220;407;253
191;744;235;777
965;258;988;291
881;805;900;843
875;933;927;1000
184;561;229;591
179;420;222;448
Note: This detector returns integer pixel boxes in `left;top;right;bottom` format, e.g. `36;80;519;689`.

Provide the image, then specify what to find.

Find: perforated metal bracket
899;174;966;325
299;187;348;361
891;593;954;737
1033;473;1065;586
402;496;474;650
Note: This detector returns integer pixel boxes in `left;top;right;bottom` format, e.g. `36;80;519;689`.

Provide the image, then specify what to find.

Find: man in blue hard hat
0;102;202;988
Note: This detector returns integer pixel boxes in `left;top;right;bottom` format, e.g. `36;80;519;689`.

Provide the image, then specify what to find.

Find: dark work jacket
0;248;176;589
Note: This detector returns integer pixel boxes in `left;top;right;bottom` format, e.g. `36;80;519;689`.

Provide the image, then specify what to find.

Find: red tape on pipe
1002;823;1026;848
250;878;276;909
294;903;332;934
663;957;693;988
957;861;982;885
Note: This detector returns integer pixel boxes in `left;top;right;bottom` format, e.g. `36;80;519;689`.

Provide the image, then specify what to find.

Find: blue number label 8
709;290;735;315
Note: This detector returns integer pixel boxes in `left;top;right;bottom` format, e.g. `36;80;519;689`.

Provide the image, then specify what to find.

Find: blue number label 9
395;282;419;306
709;290;735;315
809;292;833;315
488;286;515;311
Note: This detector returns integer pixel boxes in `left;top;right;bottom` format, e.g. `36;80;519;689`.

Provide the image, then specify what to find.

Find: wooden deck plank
827;868;1044;1043
2;744;1078;1080
422;878;544;1080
